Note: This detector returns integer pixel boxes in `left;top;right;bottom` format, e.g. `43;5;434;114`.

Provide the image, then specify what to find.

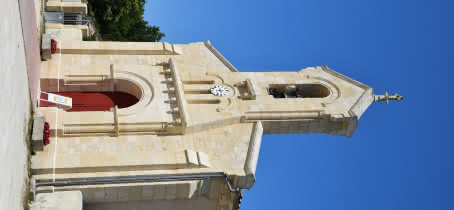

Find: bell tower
177;62;388;138
238;65;375;137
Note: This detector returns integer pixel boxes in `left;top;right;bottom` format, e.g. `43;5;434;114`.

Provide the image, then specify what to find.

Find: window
268;84;330;98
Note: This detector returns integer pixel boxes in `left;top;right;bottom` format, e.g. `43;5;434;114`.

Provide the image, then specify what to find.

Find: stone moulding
305;75;342;105
169;58;190;134
320;65;369;90
320;65;373;120
183;117;242;134
32;150;213;175
348;88;374;119
237;121;263;189
204;41;239;72
246;79;257;100
114;71;153;116
33;172;227;199
62;122;171;136
243;110;324;121
185;150;212;168
58;41;182;55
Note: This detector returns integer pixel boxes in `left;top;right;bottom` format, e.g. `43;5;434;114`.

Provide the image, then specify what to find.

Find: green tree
87;0;165;42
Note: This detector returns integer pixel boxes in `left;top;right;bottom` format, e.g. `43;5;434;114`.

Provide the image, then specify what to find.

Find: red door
40;92;139;112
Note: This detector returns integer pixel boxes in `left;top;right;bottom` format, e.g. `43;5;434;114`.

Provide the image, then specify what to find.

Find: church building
30;1;401;210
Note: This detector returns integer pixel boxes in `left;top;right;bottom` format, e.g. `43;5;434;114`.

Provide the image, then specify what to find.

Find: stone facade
31;2;382;209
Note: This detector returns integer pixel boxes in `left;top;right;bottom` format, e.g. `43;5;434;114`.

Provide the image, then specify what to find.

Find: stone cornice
204;41;239;72
320;65;373;119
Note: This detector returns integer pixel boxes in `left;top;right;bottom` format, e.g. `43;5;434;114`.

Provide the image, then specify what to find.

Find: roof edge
320;65;374;119
204;41;239;72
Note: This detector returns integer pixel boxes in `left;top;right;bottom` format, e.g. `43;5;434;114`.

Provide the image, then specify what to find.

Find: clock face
210;85;229;96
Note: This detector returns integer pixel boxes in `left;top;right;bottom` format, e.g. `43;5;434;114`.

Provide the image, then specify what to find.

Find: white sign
47;93;72;109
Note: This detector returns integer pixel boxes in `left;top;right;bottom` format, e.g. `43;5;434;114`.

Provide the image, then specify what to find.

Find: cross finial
373;92;403;104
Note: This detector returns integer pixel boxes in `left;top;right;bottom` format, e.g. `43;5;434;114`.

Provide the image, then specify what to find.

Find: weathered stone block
41;34;52;61
197;151;211;168
31;191;83;210
185;149;199;168
31;116;45;151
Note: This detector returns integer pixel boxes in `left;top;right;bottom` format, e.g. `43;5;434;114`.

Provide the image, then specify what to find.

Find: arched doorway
40;92;139;112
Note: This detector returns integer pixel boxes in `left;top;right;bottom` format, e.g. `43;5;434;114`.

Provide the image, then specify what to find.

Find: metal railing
44;12;90;25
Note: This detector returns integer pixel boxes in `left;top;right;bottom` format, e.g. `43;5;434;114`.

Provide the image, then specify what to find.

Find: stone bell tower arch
237;65;374;137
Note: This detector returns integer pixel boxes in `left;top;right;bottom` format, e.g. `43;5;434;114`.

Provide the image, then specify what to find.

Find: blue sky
145;0;454;209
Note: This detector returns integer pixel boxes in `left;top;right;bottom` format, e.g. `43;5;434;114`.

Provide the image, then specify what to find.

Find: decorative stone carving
374;92;404;104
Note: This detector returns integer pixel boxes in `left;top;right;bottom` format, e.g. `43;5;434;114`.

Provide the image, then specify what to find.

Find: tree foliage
87;0;164;42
